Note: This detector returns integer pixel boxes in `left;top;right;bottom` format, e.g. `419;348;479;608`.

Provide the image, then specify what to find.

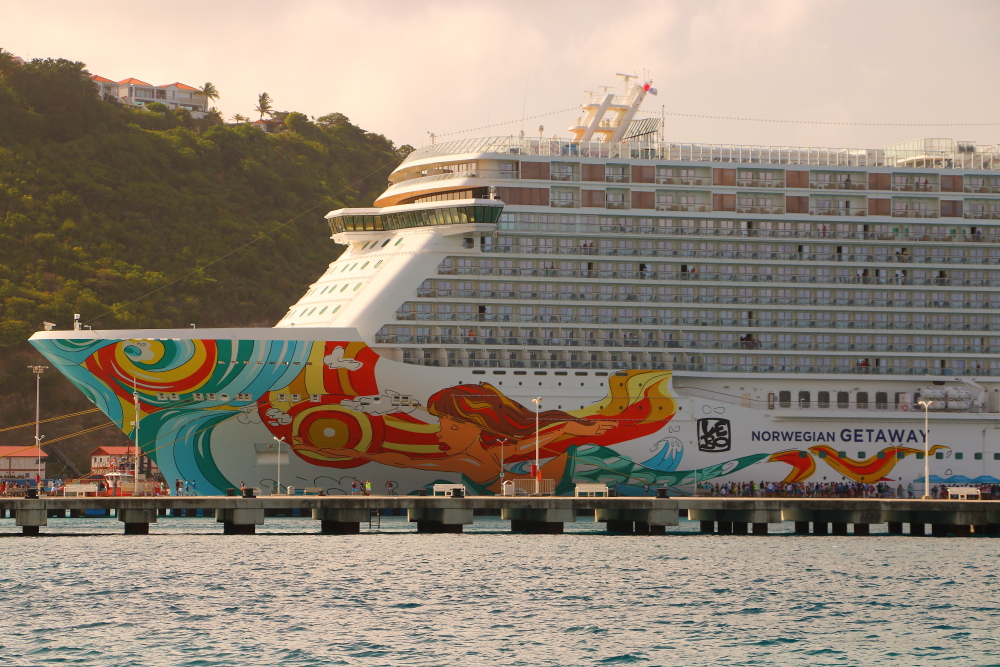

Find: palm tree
199;82;219;111
231;113;248;124
254;92;273;120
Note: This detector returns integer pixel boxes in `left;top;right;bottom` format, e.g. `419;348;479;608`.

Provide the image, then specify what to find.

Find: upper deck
398;135;1000;173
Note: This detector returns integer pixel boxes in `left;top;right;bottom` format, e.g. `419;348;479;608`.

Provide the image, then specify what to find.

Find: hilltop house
91;75;209;118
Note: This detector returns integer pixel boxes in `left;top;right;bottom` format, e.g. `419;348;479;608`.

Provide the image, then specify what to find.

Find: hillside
0;55;410;475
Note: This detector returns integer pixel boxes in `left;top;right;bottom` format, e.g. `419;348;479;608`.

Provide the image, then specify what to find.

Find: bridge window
837;391;850;408
818;391;830;408
798;391;811;408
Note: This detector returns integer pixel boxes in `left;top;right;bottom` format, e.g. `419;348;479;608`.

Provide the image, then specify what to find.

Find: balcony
550;172;580;181
605;174;630;183
655;203;710;212
809;207;867;216
605;200;630;210
891;182;938;192
736;205;786;215
891;209;939;218
737;179;786;188
964;184;1000;193
550;198;580;208
810;181;867;190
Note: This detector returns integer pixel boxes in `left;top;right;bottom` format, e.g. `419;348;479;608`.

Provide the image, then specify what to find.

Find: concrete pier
0;496;997;537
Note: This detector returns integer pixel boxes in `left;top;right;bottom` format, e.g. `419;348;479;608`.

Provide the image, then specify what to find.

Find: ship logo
697;418;731;453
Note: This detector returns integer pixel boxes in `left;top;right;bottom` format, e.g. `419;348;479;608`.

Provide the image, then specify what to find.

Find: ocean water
1;516;998;666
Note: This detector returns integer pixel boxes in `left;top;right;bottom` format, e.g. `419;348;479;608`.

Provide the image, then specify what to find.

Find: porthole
333;305;341;313
395;238;403;245
308;308;316;315
374;260;383;268
361;262;369;269
341;265;348;272
350;263;358;270
382;239;391;247
340;284;348;292
319;307;327;314
299;308;308;315
361;241;370;249
353;283;362;291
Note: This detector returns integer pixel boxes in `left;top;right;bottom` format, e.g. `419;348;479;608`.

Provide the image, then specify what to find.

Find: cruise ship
30;75;1000;495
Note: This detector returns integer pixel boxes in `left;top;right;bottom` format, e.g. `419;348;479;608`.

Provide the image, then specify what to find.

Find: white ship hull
30;329;1000;495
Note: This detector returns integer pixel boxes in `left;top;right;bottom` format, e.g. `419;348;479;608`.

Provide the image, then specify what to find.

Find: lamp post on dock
531;397;542;495
133;377;141;496
496;437;508;493
28;365;47;491
273;436;286;494
918;399;935;499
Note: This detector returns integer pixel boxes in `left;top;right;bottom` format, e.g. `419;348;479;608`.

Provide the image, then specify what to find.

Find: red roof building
0;445;47;479
90;446;159;474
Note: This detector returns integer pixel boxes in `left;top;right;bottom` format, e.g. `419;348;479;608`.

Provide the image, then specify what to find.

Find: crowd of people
694;480;999;499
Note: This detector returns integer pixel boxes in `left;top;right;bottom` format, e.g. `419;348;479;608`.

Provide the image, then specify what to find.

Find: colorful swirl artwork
30;337;687;495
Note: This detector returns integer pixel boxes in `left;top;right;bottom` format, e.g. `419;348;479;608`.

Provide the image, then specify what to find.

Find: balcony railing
737;179;785;188
810;207;867;216
550;198;581;208
810;181;867;190
400;135;1000;169
891;209;939;218
736;205;786;214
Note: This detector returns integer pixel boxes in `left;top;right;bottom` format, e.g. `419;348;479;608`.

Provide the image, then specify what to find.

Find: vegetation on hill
0;54;411;473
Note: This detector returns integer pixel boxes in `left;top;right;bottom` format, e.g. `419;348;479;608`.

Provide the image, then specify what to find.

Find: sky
5;0;1000;151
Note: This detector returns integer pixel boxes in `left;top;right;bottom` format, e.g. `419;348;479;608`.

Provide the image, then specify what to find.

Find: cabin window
856;392;869;409
857;451;866;458
798;391;810;408
818;391;830;408
955;452;964;460
975;453;983;460
837;391;850;408
935;452;944;459
778;390;791;408
875;392;888;409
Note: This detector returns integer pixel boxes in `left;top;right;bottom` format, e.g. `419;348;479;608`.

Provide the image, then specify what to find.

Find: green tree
231;112;248;123
254;92;273;120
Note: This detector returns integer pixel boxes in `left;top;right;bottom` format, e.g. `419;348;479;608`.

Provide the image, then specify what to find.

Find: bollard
656;487;669;499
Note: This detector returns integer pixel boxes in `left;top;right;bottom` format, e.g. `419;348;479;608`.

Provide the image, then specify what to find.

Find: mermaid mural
31;335;774;495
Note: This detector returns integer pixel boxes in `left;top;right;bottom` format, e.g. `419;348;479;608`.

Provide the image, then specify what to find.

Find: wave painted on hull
32;337;713;494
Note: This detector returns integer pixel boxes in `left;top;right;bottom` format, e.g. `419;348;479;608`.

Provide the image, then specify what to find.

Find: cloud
340;390;418;416
323;346;362;371
236;405;261;424
265;407;292;426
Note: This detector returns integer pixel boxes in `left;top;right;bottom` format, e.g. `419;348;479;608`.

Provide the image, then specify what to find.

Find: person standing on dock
240;480;245;493
351;479;358;495
190;480;197;496
175;479;182;496
364;480;371;496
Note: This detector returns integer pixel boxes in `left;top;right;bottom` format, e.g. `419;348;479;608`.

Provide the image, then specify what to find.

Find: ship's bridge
325;198;503;234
